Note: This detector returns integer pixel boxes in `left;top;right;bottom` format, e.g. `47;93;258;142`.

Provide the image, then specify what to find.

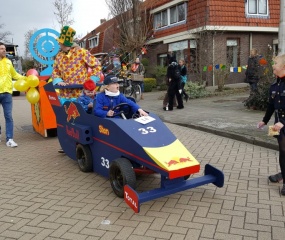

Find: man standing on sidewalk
0;42;25;147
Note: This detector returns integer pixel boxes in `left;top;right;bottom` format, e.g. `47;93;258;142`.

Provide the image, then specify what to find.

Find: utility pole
279;0;285;54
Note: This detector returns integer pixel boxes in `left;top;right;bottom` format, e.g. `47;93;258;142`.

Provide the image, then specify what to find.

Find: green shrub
243;81;271;110
143;78;156;92
184;81;210;98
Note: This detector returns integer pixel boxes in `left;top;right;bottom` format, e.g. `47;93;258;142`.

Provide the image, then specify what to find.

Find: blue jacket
77;93;95;114
94;92;140;118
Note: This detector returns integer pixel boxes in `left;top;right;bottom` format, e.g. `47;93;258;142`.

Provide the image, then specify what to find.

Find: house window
247;0;268;16
227;39;240;67
157;53;168;66
154;3;186;29
79;40;86;49
189;40;198;73
88;34;99;48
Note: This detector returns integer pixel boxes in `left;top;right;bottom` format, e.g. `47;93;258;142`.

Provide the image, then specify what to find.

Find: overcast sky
1;0;109;56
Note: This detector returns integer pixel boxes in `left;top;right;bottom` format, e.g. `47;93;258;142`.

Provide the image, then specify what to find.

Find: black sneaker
280;184;285;196
269;173;283;183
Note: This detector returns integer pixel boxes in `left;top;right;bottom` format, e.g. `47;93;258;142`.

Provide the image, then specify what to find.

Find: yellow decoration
14;79;29;92
27;75;40;88
26;87;40;104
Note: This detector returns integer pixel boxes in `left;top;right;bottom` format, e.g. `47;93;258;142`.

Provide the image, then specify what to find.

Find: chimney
100;19;106;24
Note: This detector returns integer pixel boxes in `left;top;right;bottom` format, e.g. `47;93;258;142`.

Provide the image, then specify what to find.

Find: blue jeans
0;93;13;141
140;82;144;92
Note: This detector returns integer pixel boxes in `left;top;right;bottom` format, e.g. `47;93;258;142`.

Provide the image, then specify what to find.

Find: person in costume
94;74;148;118
77;79;96;114
52;26;101;104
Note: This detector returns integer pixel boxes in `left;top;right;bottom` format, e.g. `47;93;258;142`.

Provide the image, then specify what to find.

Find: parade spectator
0;42;25;147
257;54;285;195
130;57;145;100
178;59;189;102
77;79;96;114
245;48;261;95
94;75;148;118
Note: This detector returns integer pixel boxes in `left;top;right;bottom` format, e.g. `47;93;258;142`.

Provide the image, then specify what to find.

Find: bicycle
118;74;142;102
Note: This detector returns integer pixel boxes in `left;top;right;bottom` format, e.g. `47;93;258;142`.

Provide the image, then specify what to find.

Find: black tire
109;158;136;198
132;84;141;102
76;144;93;172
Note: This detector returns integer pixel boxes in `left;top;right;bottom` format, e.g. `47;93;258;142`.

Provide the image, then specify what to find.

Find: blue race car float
44;83;224;213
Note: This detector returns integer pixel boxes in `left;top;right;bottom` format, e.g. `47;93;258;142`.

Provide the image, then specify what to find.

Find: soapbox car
44;83;224;213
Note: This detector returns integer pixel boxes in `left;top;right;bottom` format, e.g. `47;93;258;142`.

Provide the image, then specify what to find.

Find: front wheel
132;84;141;102
76;144;93;172
109;158;136;198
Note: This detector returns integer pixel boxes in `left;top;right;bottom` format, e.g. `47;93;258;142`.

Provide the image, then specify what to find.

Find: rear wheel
76;144;93;172
132;84;141;102
109;158;136;198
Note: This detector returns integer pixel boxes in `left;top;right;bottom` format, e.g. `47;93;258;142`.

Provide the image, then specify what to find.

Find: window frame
88;34;100;48
246;0;268;17
226;38;240;68
153;2;186;30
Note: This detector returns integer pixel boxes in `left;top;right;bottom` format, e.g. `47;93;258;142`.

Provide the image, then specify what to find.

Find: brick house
79;0;280;86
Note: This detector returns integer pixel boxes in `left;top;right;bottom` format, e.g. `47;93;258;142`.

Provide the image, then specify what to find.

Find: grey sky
1;0;109;56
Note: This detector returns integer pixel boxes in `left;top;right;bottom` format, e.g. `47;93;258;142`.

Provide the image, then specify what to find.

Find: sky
0;0;110;56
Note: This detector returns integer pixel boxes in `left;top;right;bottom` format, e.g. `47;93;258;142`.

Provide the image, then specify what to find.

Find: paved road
0;93;284;240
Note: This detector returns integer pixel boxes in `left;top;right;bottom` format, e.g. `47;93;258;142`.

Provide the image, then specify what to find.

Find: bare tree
53;0;74;28
24;29;37;59
105;0;153;59
0;17;12;43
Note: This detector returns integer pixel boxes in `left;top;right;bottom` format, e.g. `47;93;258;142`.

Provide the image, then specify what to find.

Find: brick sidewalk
0;95;284;240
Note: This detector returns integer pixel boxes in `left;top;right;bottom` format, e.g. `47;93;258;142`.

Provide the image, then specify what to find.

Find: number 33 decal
138;127;157;134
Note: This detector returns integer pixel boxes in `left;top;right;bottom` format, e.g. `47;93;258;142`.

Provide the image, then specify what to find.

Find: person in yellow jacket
0;42;25;147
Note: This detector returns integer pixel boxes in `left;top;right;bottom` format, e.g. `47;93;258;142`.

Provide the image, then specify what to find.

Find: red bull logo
66;125;79;140
165;157;192;167
64;102;80;123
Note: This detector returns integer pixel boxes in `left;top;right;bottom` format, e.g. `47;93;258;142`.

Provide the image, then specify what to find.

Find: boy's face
273;57;285;77
84;89;95;97
107;82;119;93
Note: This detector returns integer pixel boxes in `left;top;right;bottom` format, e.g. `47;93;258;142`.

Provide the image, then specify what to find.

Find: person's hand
273;122;284;132
138;109;148;116
88;103;93;108
57;81;68;86
107;110;114;117
257;121;265;129
169;78;172;82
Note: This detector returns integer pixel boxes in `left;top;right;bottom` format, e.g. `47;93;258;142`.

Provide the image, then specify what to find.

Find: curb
161;119;279;151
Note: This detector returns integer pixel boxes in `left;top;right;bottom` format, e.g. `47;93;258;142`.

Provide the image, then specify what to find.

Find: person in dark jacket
77;79;96;114
165;61;184;111
178;59;189;102
245;48;260;95
94;75;148;118
257;54;285;196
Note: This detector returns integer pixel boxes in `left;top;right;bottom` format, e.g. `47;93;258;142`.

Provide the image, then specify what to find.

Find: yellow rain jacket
0;57;23;94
